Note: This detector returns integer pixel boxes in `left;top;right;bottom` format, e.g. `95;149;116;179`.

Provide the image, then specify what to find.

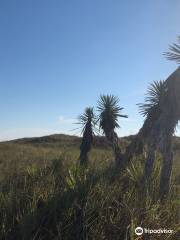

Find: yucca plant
97;95;128;166
138;80;167;182
138;80;167;139
165;36;180;64
138;79;179;199
138;80;167;118
77;107;96;166
160;38;180;198
124;81;168;169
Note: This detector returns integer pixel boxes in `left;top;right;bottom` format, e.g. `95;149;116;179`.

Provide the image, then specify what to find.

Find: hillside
2;134;115;148
3;133;180;147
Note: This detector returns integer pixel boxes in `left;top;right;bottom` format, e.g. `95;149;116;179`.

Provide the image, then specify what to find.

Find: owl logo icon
135;227;143;236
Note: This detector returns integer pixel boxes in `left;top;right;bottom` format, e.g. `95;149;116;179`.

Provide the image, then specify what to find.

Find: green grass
0;135;179;239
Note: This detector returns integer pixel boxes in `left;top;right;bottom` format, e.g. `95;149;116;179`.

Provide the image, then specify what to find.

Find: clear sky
0;0;180;141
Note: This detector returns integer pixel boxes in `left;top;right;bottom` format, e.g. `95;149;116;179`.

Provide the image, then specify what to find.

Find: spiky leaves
77;107;96;165
97;95;127;165
138;79;177;199
137;81;167;185
97;95;128;137
165;36;180;64
138;80;167;118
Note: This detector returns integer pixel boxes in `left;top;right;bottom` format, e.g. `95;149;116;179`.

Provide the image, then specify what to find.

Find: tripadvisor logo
135;227;143;236
135;227;174;236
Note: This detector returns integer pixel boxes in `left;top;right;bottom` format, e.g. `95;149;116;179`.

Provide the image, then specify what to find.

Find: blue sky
0;0;180;140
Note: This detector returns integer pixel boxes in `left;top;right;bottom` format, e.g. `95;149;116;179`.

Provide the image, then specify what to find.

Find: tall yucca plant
138;80;168;138
138;80;167;181
97;95;128;166
77;107;96;166
138;80;178;199
138;80;167;118
165;36;180;64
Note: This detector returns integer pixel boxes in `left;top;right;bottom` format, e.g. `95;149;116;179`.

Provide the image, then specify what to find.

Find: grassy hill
0;134;179;239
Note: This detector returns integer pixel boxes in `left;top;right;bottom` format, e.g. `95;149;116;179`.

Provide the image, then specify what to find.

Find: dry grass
0;136;179;239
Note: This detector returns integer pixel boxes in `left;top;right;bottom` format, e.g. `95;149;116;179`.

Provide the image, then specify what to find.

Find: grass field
0;134;179;239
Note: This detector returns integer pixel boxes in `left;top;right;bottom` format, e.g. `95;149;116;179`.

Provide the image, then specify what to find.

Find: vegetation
0;135;179;239
77;107;96;166
138;80;167;180
97;95;128;167
165;36;180;64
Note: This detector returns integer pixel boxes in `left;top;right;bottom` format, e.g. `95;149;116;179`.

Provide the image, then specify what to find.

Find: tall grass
0;142;179;239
